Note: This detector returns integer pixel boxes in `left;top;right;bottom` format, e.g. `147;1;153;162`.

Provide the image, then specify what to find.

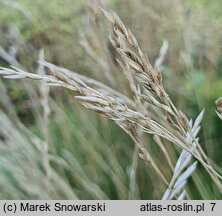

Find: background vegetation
0;0;222;199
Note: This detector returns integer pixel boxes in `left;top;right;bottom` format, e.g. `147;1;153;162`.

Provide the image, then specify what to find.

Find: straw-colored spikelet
1;8;222;193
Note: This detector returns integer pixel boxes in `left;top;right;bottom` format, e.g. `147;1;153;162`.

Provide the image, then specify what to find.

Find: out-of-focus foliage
0;0;85;70
0;0;222;199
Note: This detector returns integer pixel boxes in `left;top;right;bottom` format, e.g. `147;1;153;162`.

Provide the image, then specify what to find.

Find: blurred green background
0;0;222;199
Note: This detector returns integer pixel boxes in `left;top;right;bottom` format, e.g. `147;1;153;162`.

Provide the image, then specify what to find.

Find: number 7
210;203;216;211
